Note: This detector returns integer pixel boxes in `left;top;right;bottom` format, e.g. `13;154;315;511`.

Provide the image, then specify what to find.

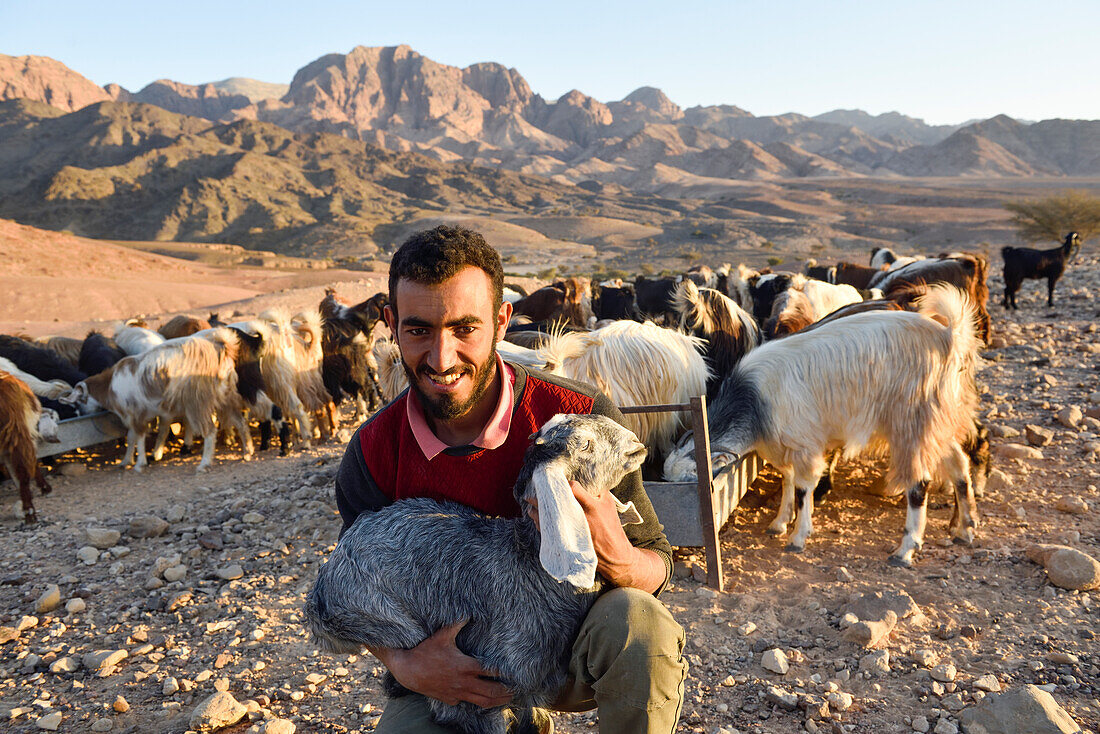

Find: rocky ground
1;258;1098;734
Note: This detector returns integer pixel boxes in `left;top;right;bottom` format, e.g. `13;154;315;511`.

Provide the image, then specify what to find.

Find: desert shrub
1004;190;1100;243
767;256;784;267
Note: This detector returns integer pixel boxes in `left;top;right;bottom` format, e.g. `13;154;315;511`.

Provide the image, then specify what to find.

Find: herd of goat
0;235;1084;566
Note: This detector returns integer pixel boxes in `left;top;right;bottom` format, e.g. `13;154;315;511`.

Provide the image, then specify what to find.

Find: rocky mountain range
4;48;1098;194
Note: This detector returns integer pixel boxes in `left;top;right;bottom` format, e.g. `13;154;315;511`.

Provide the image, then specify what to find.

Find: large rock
85;527;121;549
35;584;61;614
128;515;169;538
959;684;1081;733
761;648;789;674
846;590;922;621
1025;425;1054;447
189;691;247;732
994;443;1043;460
83;649;127;671
1027;545;1100;591
843;610;897;648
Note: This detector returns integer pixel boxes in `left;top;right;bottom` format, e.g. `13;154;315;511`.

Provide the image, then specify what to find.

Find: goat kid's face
521;414;646;589
59;382;100;414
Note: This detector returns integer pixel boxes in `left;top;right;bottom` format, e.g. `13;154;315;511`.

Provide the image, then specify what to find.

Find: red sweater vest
359;373;594;518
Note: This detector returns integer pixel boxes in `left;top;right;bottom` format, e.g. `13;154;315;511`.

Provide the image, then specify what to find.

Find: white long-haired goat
665;285;981;567
537;320;709;460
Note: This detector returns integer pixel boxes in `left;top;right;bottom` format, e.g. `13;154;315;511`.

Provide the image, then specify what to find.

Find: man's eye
455;326;475;336
406;328;428;336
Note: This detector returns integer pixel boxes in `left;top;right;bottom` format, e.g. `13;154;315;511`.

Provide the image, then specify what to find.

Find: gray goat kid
305;413;647;734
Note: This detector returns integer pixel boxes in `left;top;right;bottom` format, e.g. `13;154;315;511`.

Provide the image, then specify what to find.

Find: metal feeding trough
621;396;761;592
35;411;126;459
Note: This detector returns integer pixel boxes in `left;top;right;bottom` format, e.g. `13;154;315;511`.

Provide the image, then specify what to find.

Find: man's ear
497;300;512;341
383;304;397;334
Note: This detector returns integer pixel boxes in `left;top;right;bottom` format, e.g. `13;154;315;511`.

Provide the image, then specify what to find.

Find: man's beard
403;341;498;422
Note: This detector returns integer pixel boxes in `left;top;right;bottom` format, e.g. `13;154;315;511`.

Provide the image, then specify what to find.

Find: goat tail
914;284;981;371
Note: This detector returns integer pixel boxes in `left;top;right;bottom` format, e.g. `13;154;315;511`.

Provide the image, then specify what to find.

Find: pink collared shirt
406;353;515;460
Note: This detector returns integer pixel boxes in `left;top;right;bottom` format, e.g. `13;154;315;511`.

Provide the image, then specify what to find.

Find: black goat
592;284;641;322
634;276;680;324
78;332;126;377
1002;232;1081;309
0;335;87;387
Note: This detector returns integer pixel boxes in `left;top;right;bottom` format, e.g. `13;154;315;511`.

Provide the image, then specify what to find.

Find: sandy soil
0;243;1097;734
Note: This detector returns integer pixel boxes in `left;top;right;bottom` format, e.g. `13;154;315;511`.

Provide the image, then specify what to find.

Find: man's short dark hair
388;225;504;316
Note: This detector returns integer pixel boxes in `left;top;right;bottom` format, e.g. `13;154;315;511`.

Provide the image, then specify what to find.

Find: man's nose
427;332;458;372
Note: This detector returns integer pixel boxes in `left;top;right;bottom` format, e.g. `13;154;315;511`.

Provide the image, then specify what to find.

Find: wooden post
690;395;724;592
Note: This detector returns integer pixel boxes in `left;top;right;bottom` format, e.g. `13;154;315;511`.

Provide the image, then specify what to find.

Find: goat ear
531;462;597;589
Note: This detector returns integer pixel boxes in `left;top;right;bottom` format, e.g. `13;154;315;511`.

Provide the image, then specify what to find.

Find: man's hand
526;481;666;593
373;621;513;708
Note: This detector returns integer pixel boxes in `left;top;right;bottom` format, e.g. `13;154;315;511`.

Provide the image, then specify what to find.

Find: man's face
386;266;510;421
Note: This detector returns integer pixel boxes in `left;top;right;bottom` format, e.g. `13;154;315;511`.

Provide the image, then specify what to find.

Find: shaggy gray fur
305;413;646;734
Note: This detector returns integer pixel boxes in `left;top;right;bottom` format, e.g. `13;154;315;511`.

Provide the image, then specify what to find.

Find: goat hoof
765;525;786;536
784;542;804;553
952;531;975;546
887;555;913;568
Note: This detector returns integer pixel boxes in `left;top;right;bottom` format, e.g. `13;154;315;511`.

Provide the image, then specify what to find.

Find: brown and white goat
1;371;61;522
158;315;212;340
62;331;239;472
876;253;991;344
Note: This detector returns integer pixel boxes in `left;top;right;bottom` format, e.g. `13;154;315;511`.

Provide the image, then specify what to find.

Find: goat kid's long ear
532;462;598;589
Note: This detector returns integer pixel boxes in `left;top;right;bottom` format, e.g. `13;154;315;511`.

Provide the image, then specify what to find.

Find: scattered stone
90;720;113;732
859;649;890;675
912;715;930;732
76;545;100;565
128;515;169;538
836;566;854;583
216;564;244;581
1055;406;1083;429
65;598;86;614
165;504;186;523
974;674;1001;692
765;685;798;710
36;711;62;730
958;684;1082;733
843;609;897;648
83;649;127;671
163;677;180;695
35;584;61;614
839;612;858;629
49;656;79;673
933;720;958;734
242;511;265;524
1055;496;1089;515
825;691;852;712
198;531;224;550
931;662;957;682
761;648;789;675
163;565;187;583
16;615;38;631
0;626;18;644
190;691;247;732
995;443;1044;460
737;621;756;636
85;527;121;549
989;425;1020;439
112;695;129;713
1025;425;1054;447
846;590;923;622
913;649;938;668
264;720;296;734
1027;544;1100;591
986;468;1013;494
1048;652;1079;666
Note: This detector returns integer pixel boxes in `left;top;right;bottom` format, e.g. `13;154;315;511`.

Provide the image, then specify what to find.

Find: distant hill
0;99;695;259
1;47;1098;196
208;77;289;102
0;54;111;111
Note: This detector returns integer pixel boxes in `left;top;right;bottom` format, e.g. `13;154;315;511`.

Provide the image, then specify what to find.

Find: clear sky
2;0;1097;125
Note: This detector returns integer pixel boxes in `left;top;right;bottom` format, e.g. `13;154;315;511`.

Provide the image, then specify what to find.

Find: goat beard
403;340;499;422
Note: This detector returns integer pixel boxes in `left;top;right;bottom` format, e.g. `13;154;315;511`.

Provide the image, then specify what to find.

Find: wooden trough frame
36;412;126;459
621;395;761;592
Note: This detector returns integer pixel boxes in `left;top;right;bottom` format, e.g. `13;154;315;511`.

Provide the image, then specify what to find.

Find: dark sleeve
334;423;392;537
590;392;675;597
